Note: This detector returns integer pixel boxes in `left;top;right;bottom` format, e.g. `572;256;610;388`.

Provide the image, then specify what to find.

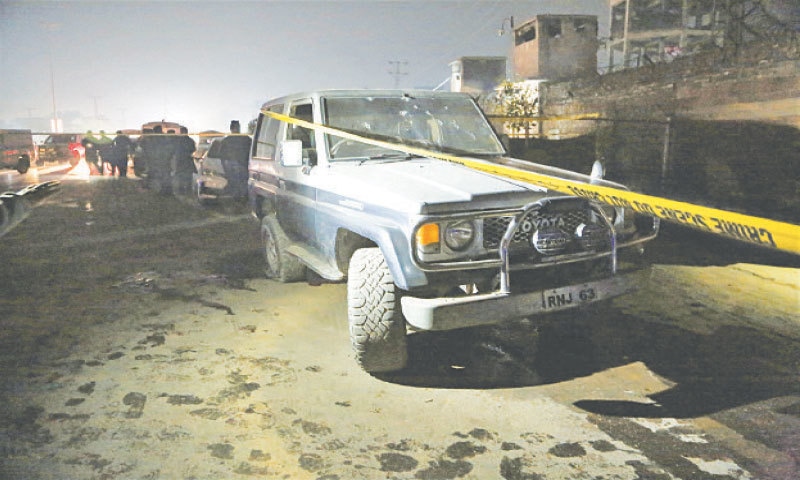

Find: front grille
483;208;591;249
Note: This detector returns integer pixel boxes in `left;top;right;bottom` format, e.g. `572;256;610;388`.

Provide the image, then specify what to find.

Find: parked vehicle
193;134;251;203
0;129;37;174
248;89;659;373
194;130;224;160
37;133;84;166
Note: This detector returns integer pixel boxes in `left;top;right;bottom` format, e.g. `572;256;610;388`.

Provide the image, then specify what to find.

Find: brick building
513;14;599;80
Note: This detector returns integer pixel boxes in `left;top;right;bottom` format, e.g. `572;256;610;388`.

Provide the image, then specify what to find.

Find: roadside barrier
263;110;800;255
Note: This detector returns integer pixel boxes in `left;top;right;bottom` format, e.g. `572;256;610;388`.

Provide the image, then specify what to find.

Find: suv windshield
323;94;505;161
43;134;77;144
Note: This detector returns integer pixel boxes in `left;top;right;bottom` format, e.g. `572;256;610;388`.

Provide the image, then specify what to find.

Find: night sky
1;0;607;132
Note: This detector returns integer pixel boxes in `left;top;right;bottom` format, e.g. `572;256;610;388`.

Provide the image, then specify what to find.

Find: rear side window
254;104;284;160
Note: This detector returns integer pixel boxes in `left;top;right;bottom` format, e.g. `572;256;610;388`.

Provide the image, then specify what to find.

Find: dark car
37;133;84;166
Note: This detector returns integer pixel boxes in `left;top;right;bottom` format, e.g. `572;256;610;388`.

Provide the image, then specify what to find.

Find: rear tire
16;155;30;174
347;248;408;373
261;214;306;282
194;180;208;206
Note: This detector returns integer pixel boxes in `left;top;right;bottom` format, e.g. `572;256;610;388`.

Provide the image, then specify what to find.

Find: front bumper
400;267;648;331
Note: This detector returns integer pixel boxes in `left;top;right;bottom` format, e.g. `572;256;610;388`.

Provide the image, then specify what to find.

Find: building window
573;19;596;35
515;25;536;45
548;20;562;38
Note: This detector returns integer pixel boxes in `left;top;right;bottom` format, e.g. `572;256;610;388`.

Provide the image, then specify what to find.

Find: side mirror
590;160;604;184
279;140;303;167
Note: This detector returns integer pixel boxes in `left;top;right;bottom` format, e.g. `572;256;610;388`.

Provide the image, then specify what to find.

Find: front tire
347;248;408;373
260;214;306;282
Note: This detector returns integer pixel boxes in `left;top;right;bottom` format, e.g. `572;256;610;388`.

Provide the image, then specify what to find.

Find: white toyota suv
248;89;659;373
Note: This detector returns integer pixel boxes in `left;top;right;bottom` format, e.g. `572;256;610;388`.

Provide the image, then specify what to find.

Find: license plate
541;285;597;309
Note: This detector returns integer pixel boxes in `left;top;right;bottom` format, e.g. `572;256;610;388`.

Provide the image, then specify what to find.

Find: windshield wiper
356;152;422;165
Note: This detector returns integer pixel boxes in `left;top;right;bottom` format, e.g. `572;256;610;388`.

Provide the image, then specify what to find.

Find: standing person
171;126;196;195
134;128;155;178
110;130;132;177
81;130;100;174
147;125;174;194
96;130;113;175
218;120;251;198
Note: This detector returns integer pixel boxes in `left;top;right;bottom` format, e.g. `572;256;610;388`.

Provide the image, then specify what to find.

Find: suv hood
318;157;616;215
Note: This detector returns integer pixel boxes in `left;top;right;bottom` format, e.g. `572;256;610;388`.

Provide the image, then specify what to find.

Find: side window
254;104;284;160
287;102;315;150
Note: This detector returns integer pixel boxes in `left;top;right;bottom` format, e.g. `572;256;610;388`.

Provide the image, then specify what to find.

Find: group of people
80;121;248;199
134;125;197;195
81;130;133;177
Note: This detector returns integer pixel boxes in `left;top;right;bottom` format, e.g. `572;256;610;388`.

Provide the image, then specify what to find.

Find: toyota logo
532;227;569;255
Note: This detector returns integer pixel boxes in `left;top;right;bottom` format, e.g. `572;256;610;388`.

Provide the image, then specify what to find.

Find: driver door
276;100;318;246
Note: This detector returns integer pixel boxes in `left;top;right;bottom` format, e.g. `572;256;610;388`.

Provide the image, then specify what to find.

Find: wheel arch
334;229;376;276
334;226;426;291
253;194;276;219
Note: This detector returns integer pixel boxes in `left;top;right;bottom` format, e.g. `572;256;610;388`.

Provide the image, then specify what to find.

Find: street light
498;16;514;37
498;16;515;79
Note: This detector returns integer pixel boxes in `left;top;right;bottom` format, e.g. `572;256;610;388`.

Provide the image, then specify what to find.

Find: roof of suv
259;89;473;109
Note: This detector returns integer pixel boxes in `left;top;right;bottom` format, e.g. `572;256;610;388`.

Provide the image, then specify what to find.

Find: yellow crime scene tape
264;110;800;256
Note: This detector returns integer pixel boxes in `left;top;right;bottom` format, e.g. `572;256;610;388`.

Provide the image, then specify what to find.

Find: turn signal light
416;223;440;253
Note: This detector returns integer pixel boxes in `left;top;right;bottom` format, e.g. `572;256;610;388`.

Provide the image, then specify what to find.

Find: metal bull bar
497;199;619;295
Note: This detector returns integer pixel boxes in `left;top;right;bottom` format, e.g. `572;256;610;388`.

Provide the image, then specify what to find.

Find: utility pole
47;48;61;132
91;96;103;119
388;60;409;88
42;21;61;132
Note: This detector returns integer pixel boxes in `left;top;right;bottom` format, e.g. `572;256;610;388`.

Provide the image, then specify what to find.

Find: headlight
443;220;475;251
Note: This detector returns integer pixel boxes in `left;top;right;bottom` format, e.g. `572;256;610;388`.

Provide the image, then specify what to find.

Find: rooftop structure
513;14;599;80
449;56;507;95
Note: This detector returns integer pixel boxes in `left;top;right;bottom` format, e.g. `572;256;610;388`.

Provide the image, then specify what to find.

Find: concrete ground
0;175;797;479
